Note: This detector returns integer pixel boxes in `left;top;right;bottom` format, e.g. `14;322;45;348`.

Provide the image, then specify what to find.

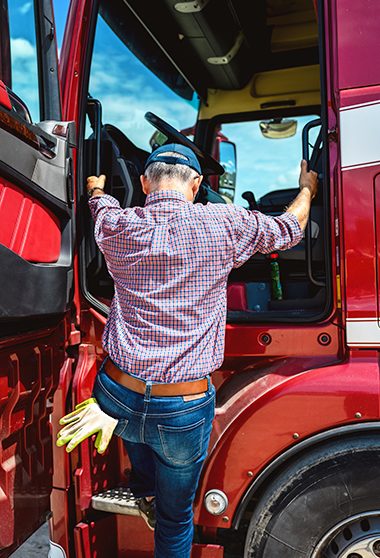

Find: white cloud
18;2;32;15
10;38;35;60
9;38;39;121
88;51;196;151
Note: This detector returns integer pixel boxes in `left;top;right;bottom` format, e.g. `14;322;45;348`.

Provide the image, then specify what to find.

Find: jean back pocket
158;418;206;466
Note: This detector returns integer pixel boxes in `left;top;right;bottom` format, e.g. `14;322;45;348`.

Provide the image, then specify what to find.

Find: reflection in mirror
259;118;297;139
149;130;168;149
218;140;237;202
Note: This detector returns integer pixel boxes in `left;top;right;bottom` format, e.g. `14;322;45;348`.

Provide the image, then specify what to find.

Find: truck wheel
244;436;380;557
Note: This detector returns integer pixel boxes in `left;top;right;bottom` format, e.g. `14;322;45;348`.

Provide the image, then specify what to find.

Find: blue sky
10;1;317;206
7;1;40;121
54;0;70;49
221;116;316;203
7;0;70;122
87;15;197;152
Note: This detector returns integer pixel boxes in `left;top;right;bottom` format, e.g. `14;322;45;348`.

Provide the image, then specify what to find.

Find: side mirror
218;140;237;202
259;118;297;139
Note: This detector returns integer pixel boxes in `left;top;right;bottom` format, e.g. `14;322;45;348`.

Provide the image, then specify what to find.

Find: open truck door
0;1;75;555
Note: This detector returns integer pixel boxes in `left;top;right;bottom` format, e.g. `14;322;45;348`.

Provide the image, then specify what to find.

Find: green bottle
269;253;283;300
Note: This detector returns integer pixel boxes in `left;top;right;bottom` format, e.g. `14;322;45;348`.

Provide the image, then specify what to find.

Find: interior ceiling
102;0;318;101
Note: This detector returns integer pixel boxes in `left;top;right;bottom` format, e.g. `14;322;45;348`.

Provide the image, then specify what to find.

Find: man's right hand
299;159;318;200
56;397;118;454
285;160;319;231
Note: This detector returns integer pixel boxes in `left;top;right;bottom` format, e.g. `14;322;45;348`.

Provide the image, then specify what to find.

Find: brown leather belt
104;358;208;397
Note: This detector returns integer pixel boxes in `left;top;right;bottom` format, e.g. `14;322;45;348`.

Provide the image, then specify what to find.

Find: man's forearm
286;189;313;231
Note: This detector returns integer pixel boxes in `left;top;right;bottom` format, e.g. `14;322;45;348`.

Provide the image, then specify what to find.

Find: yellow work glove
56;397;118;454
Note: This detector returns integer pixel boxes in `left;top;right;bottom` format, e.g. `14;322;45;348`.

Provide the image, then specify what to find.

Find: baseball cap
144;143;202;174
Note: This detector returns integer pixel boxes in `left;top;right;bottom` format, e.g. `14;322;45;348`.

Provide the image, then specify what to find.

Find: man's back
61;148;316;558
89;189;302;382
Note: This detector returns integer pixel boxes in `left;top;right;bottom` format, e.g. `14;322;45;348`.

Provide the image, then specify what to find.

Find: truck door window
215;114;329;323
82;3;199;307
217;115;318;207
3;0;40;122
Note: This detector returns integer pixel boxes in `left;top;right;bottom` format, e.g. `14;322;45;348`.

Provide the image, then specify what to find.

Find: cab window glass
6;0;40;122
88;11;198;151
217;115;318;207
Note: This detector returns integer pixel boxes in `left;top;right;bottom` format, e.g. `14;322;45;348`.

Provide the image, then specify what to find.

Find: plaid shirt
89;190;302;383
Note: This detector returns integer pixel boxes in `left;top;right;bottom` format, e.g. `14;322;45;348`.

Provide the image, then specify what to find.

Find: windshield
87;10;198;151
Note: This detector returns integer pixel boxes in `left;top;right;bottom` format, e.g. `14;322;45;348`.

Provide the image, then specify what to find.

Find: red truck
1;1;380;557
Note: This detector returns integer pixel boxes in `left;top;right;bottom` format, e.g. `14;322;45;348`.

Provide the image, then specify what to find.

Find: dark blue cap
144;143;201;174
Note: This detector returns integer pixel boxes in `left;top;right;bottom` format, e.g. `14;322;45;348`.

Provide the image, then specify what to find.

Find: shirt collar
144;190;188;206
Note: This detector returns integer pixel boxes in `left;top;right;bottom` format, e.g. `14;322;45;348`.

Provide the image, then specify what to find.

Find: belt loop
144;381;152;402
207;375;211;392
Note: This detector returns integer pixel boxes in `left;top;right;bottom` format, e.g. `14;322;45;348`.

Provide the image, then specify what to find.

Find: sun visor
251;65;320;98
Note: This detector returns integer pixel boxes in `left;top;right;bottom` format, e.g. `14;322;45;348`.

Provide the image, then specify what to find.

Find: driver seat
84;124;147;298
99;124;146;207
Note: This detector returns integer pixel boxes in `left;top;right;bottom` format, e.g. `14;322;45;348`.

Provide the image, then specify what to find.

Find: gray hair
144;151;199;186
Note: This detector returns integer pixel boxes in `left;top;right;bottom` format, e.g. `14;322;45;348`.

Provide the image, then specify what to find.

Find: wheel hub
312;512;380;558
341;536;380;558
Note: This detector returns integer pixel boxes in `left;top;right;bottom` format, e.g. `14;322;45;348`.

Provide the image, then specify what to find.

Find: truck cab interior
81;0;330;324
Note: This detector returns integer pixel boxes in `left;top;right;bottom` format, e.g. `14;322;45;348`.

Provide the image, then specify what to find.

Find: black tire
244;436;380;557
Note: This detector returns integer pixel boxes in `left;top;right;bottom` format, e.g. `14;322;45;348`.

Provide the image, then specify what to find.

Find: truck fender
194;357;380;529
232;420;380;529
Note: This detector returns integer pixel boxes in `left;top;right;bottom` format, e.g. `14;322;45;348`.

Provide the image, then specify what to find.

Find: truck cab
1;1;380;557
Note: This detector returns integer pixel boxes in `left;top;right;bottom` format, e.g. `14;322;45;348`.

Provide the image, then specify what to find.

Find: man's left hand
87;174;106;197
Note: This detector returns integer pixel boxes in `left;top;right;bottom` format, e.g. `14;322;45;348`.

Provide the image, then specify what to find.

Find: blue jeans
92;360;215;558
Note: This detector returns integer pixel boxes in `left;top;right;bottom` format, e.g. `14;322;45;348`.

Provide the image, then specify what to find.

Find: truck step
91;487;141;516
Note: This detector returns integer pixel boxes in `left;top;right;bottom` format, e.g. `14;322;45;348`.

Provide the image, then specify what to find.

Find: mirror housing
259;118;297;139
218;140;237;202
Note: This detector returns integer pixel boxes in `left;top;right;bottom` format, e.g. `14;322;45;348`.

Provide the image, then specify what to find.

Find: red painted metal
340;86;380;108
194;353;380;527
116;515;155;556
74;523;91;558
51;358;74;490
0;81;12;111
0;322;67;554
336;0;380;90
341;164;380;321
192;545;224;557
48;0;380;556
74;519;118;558
226;283;247;310
0;179;61;263
224;319;341;357
71;344;118;511
50;489;71;555
59;0;97;327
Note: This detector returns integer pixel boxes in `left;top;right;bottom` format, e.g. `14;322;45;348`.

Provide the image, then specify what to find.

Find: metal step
91;487;141;516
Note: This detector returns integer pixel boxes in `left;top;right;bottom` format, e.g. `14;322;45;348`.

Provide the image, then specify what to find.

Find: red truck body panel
3;0;380;555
